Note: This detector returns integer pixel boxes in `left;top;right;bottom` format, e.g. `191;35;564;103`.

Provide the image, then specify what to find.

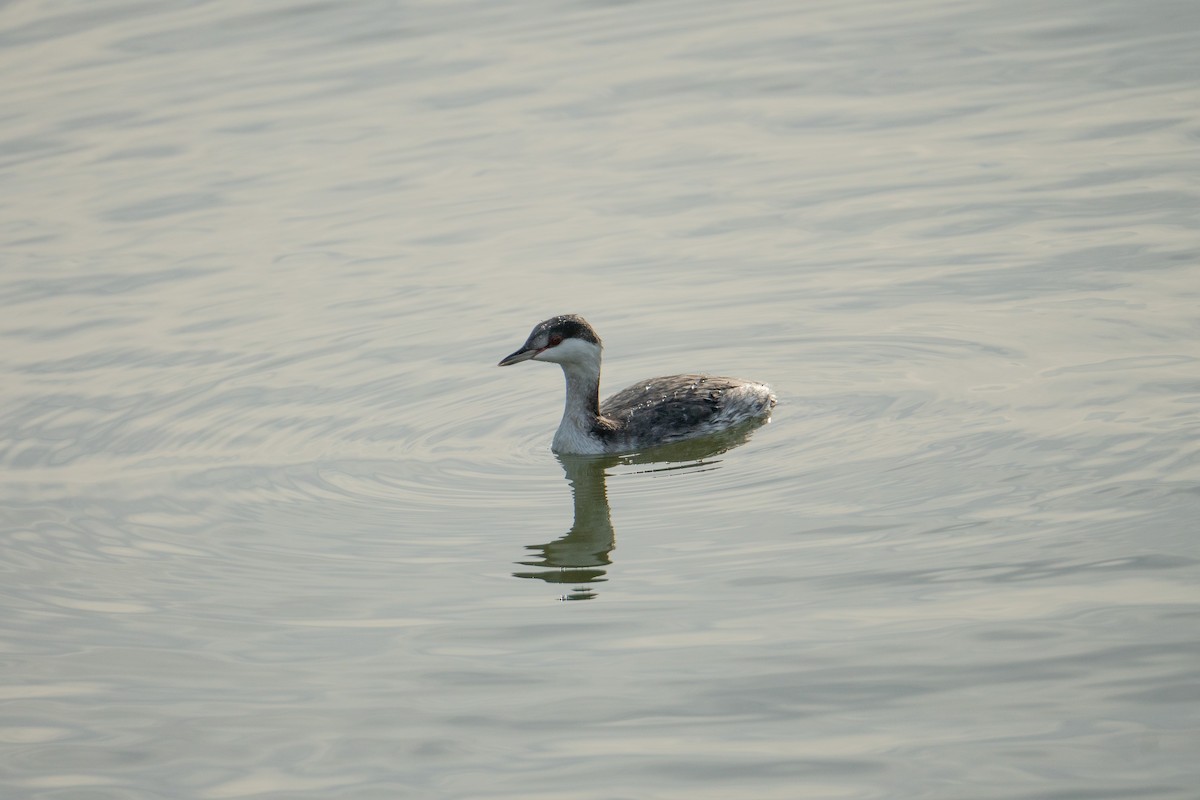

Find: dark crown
535;314;601;345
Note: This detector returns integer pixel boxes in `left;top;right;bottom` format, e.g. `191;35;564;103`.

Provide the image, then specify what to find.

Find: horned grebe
498;314;776;454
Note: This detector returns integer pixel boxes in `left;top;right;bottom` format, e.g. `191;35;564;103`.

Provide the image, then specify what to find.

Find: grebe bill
498;314;776;455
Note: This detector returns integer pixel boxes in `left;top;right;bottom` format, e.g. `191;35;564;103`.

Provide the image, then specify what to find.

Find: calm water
3;0;1199;797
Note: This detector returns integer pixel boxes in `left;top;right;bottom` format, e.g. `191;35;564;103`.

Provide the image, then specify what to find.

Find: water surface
2;0;1199;797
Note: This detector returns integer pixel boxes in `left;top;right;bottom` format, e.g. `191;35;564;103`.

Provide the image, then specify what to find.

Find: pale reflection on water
514;454;616;599
516;422;770;600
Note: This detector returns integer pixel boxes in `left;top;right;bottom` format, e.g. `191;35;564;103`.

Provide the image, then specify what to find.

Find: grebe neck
553;354;611;454
562;360;601;419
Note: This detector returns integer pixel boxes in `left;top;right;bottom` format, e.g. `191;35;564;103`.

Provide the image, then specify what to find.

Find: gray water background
2;0;1199;797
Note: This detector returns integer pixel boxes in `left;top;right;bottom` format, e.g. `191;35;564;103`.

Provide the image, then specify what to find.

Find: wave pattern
2;0;1199;798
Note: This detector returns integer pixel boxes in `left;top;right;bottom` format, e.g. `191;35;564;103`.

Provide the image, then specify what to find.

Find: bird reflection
512;419;769;601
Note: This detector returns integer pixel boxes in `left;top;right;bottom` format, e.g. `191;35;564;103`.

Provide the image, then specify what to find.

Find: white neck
536;340;607;454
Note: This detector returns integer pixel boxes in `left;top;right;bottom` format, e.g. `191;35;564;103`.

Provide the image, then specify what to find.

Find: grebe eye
548;334;563;346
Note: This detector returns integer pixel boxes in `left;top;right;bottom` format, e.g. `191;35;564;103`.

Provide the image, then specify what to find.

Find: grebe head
498;314;602;368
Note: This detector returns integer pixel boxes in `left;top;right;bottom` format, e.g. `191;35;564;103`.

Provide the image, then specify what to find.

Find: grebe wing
600;374;733;428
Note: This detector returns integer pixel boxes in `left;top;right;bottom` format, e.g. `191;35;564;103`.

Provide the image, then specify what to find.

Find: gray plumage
499;314;775;454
